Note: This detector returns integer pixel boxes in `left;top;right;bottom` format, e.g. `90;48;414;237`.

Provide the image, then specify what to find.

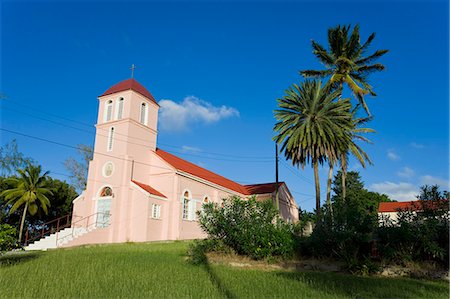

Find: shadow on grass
202;260;237;299
276;270;448;298
0;252;41;267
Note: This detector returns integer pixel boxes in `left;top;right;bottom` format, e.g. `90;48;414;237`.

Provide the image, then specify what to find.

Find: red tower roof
100;78;158;105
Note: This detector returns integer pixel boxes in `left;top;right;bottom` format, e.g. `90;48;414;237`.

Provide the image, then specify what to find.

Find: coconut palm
300;24;388;116
274;80;353;216
339;115;374;201
1;164;53;243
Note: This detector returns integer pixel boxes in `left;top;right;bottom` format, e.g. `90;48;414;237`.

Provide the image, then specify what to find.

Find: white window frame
104;100;113;122
151;203;161;219
140;102;148;125
115;97;124;120
182;191;190;220
107;127;114;152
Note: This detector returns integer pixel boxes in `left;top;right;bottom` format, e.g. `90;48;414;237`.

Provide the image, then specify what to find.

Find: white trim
72;191;85;204
115;97;124;120
104;100;114;122
150;203;162;219
181;189;192;220
96;185;114;198
140;102;149;126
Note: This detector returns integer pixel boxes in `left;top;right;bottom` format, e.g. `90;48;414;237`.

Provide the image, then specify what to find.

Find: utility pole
275;143;280;210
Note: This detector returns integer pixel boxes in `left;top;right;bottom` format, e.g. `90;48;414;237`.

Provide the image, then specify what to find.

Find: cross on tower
130;64;136;78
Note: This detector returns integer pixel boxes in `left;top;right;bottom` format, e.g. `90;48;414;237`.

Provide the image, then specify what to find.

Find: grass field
0;241;448;299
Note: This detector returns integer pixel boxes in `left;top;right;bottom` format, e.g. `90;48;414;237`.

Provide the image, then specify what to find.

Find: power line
0;127;276;190
2;97;273;160
280;160;314;185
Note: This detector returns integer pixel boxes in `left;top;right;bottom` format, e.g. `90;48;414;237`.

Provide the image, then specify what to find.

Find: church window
182;190;196;220
116;98;124;120
102;162;114;177
99;186;113;197
107;127;114;152
105;100;113;122
201;196;209;213
140;103;148;125
151;204;161;219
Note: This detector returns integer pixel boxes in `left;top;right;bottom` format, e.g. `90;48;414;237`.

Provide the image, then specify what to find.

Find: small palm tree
300;24;388;116
1;164;53;243
274;80;353;216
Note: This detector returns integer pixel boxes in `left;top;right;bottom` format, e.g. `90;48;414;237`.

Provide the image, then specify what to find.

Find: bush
377;202;449;266
187;239;233;265
198;196;295;260
0;224;18;252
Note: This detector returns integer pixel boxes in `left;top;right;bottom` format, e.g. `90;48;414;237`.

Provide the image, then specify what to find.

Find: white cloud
410;142;425;149
397;167;415;179
420;175;450;189
181;145;201;153
387;149;400;161
369;181;418;202
158;96;239;132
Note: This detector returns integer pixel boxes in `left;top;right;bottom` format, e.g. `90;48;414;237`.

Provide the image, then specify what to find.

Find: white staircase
25;227;90;251
24;212;110;251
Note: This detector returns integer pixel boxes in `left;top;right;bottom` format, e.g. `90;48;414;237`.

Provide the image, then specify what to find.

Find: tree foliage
300;24;388;116
0;164;53;242
64;144;93;192
198;196;295;260
0;140;34;176
273;80;354;215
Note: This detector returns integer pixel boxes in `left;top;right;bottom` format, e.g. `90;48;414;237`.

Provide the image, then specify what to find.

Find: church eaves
100;78;159;105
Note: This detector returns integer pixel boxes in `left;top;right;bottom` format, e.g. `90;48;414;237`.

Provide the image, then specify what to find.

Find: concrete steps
24;227;90;251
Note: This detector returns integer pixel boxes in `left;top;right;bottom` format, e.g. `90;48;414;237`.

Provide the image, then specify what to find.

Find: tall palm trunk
18;202;28;243
326;163;333;213
341;153;348;201
313;160;321;216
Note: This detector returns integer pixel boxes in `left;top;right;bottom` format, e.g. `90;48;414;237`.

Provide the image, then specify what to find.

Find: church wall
176;175;242;240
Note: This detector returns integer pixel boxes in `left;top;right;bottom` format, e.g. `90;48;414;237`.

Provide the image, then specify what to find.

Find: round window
103;162;114;177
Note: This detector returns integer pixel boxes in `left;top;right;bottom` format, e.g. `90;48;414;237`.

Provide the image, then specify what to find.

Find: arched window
105;100;113;122
116;98;124;120
99;186;113;197
140;102;148;125
201;196;209;213
182;191;190;220
107;127;114;152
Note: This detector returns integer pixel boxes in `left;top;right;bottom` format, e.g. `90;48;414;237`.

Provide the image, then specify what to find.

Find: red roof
100;78;158;105
244;182;284;195
378;200;448;212
156;148;249;194
132;180;167;198
155;149;283;196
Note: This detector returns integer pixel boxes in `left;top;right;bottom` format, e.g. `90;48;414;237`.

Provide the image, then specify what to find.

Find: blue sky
1;0;449;211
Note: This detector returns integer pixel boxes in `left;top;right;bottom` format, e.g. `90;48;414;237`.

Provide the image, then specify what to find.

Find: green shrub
187;239;234;265
377;201;449;266
198;196;295;260
0;224;18;252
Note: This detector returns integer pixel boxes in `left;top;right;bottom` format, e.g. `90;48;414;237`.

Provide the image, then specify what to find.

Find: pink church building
27;78;299;249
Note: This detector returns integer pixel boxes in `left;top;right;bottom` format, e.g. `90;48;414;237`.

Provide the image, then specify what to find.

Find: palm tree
339;115;374;201
1;164;53;243
274;80;353;216
300;24;388;116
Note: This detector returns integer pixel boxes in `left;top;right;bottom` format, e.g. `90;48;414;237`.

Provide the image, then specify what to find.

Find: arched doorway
97;186;113;228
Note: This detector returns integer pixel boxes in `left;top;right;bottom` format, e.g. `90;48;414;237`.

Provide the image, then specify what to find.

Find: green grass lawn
0;241;448;299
